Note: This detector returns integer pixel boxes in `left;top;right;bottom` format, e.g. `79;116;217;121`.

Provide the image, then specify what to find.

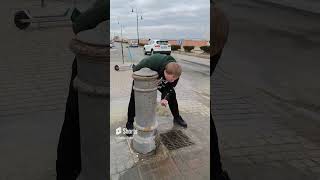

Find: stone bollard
132;68;159;154
69;21;109;180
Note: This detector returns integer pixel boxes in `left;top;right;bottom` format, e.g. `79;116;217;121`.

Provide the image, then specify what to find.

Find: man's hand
160;99;168;107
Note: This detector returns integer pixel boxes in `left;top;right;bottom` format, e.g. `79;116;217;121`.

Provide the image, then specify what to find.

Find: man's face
164;70;178;82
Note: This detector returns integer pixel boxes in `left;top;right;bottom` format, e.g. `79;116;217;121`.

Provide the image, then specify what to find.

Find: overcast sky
110;0;210;40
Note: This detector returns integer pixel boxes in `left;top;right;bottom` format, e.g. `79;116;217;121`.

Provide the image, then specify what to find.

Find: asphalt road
217;0;320;121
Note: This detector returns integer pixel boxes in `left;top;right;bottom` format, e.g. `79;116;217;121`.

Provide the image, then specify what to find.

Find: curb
178;58;210;68
172;51;210;59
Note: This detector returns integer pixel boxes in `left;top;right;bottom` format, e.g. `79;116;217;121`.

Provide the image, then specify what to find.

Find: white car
143;39;171;55
110;41;114;48
129;41;139;47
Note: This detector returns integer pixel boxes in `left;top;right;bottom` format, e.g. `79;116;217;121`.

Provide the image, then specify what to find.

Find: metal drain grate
160;129;194;150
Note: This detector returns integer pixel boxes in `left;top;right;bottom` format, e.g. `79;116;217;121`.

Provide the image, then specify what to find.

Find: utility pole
132;8;142;44
136;8;139;44
120;24;124;64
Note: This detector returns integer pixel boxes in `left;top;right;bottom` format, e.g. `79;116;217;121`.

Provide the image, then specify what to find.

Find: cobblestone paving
0;0;74;118
0;1;88;179
212;69;320;179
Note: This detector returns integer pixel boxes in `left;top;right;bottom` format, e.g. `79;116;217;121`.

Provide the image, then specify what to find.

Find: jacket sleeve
72;0;108;34
132;58;149;72
162;78;179;101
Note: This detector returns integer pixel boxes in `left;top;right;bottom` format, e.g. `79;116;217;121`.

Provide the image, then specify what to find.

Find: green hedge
171;45;181;51
183;46;194;52
200;46;210;53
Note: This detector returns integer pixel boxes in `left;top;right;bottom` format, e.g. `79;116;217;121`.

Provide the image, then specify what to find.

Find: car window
156;41;169;45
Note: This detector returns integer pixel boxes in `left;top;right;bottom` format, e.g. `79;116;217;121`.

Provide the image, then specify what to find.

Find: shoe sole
173;121;187;128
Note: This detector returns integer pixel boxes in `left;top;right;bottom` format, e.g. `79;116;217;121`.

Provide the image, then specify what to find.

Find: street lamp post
120;24;124;64
118;21;124;64
131;8;142;45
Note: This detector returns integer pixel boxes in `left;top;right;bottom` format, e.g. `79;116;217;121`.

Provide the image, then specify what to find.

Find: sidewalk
212;68;320;179
171;53;210;67
110;59;210;180
172;50;210;60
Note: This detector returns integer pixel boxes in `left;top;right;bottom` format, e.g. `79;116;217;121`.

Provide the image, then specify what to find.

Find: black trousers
212;110;223;179
56;58;81;180
127;81;180;123
211;50;224;179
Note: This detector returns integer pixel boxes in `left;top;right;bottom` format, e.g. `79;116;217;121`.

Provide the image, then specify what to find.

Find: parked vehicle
143;39;171;55
129;40;139;47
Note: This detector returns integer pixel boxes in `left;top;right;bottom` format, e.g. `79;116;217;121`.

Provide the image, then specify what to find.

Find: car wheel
151;49;154;55
114;65;120;71
14;11;31;30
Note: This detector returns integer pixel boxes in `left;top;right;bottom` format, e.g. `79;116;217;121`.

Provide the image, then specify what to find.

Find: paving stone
171;156;191;174
265;153;285;161
119;166;141;180
304;159;319;167
307;151;320;158
282;151;306;160
289;160;308;169
230;156;253;164
186;158;203;170
310;167;320;173
139;171;156;180
312;158;320;165
248;155;266;164
111;173;120;180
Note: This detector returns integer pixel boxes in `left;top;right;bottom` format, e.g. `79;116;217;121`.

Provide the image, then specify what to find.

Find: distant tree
171;45;181;51
200;46;210;53
183;46;194;52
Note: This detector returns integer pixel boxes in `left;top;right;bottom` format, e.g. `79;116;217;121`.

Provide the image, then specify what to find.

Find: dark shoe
56;160;80;180
220;170;231;180
125;121;134;137
56;174;77;180
173;116;187;128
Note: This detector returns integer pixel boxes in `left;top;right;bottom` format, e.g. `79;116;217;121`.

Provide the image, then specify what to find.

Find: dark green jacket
71;0;108;34
133;54;175;72
133;54;179;100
